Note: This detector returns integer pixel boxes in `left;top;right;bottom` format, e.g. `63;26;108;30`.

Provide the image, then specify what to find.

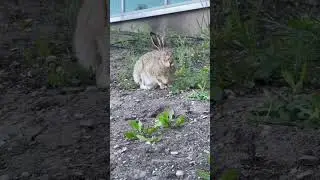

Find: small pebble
170;151;179;155
176;170;184;177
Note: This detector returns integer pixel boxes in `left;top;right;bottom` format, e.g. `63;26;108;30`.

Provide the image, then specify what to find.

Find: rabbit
133;32;175;90
73;0;108;89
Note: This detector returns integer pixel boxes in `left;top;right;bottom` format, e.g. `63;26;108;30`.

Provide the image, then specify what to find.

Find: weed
189;90;210;101
282;62;307;94
213;0;320;89
124;120;162;144
124;108;187;144
250;90;320;128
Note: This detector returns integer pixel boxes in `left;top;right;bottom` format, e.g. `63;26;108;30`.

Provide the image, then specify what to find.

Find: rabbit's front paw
140;84;152;90
159;84;168;89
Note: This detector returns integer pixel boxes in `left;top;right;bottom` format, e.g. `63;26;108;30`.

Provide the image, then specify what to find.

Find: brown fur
73;0;108;89
133;32;175;90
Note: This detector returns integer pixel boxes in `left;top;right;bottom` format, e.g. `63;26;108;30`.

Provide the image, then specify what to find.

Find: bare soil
109;48;210;180
1;1;319;180
213;93;320;180
0;1;210;180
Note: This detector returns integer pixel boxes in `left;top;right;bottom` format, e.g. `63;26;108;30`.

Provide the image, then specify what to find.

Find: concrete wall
111;8;210;36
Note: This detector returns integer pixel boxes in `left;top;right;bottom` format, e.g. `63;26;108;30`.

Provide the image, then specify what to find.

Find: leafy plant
155;108;186;128
124;108;187;144
189;90;210;101
282;62;307;94
250;90;320;128
124;120;162;144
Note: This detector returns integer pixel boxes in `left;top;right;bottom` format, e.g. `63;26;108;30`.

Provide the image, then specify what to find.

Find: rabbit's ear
150;32;161;50
160;35;165;48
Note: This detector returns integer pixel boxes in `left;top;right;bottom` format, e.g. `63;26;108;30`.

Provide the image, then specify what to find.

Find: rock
296;170;313;179
298;155;319;166
0;174;9;180
114;147;127;155
176;170;184;177
170;151;179;155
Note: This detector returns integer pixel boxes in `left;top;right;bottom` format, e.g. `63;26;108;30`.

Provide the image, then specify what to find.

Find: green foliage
213;0;320;89
124;108;187;144
220;169;241;180
250;91;320;128
282;62;307;94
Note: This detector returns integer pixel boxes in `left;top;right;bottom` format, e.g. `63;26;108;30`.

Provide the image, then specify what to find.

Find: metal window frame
110;0;210;23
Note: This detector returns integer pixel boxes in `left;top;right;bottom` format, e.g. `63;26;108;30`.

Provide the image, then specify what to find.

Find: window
124;0;164;13
110;0;209;23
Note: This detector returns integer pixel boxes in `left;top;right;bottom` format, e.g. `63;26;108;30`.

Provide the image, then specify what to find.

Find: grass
212;0;320;178
213;0;320;128
22;35;94;88
110;28;210;96
20;1;95;88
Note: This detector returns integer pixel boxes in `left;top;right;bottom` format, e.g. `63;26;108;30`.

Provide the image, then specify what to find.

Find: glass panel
110;0;122;16
169;0;192;4
124;0;165;13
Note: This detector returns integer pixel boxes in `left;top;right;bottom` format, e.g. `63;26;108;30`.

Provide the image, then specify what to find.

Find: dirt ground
213;92;320;180
1;1;320;180
109;47;210;179
0;1;210;180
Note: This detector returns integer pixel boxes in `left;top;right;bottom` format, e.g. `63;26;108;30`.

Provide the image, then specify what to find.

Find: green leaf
136;134;149;142
197;170;210;180
175;115;186;127
220;169;240;180
145;127;158;135
282;70;296;91
137;121;144;132
164;107;175;120
312;93;320;109
124;131;138;140
299;62;307;84
156;111;171;128
128;120;143;132
136;134;162;144
149;136;162;143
